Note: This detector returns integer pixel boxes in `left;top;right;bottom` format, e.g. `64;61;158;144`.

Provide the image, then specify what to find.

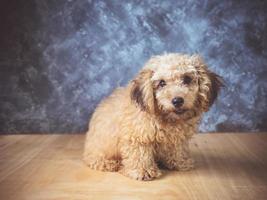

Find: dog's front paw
165;158;195;171
120;167;162;181
177;158;195;171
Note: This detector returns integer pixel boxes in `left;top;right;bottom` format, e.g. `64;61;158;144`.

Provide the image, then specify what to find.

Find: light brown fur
83;53;223;181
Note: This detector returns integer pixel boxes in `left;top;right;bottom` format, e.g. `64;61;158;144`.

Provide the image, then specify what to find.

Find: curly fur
83;53;223;181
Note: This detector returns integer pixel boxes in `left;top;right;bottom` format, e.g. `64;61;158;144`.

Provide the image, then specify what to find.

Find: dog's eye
183;75;192;85
158;80;166;87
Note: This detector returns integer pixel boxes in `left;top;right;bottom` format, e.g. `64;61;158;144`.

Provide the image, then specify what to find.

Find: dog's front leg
120;143;161;181
162;139;194;171
178;139;195;171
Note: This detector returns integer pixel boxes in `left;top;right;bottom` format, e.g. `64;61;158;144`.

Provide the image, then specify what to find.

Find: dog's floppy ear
130;69;154;113
206;71;224;108
194;55;224;112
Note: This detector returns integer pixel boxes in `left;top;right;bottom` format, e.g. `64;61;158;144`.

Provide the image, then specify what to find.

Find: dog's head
130;54;223;121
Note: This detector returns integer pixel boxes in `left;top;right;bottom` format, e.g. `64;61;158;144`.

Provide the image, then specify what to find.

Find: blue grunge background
0;0;267;133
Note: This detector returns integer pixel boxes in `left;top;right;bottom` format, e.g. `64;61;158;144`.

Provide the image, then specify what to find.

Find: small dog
83;53;223;181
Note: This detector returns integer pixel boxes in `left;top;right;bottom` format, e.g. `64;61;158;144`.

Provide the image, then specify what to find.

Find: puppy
83;53;223;181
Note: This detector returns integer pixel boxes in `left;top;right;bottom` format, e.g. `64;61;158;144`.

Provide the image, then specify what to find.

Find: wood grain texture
0;134;267;200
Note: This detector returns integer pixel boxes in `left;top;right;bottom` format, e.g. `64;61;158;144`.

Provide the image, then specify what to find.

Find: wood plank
0;133;266;200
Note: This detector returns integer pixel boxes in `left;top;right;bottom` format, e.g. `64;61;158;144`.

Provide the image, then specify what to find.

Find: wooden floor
0;134;267;200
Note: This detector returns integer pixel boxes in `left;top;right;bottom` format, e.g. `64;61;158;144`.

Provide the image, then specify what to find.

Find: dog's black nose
172;97;184;107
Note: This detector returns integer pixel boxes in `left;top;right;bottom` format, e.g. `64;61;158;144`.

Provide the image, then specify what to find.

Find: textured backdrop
0;0;267;133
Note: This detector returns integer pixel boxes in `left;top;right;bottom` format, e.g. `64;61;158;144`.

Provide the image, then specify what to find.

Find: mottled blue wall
0;0;267;133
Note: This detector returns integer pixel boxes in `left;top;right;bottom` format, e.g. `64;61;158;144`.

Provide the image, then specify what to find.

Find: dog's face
131;54;223;121
151;64;199;118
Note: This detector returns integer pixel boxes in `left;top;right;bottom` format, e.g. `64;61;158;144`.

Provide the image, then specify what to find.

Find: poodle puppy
83;53;223;181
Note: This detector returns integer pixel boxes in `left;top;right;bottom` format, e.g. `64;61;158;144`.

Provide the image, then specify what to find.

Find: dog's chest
154;122;196;144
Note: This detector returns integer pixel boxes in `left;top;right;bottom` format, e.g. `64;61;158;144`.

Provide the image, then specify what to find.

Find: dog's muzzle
174;108;187;115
